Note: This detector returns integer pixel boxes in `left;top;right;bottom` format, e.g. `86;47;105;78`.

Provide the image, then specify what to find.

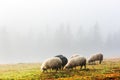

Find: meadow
0;58;120;80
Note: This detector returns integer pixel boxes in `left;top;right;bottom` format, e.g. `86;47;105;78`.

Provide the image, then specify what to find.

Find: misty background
0;0;120;63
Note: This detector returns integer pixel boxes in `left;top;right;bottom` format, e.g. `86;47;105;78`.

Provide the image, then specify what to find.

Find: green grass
0;60;120;80
0;63;41;80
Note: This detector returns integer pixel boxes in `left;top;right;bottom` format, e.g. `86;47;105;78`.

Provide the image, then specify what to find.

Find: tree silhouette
76;26;87;49
106;30;120;51
54;24;73;52
54;24;65;50
92;22;103;49
0;26;10;54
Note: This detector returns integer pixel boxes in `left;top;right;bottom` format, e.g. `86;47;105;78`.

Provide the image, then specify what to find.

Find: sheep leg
80;65;82;70
44;69;47;73
99;60;102;64
84;65;86;69
61;66;63;70
55;68;58;72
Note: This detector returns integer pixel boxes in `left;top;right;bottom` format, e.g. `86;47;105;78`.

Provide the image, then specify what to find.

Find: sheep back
70;54;80;58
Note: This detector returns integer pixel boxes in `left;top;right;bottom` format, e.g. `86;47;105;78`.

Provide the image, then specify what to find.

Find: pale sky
0;0;120;34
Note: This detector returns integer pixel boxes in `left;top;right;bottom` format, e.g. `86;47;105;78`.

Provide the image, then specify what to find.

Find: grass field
0;58;120;80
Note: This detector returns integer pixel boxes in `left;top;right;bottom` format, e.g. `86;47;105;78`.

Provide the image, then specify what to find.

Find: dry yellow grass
0;59;120;80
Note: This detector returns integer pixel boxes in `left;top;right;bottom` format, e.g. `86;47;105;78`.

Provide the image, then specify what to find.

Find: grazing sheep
41;57;62;72
64;56;86;70
70;54;80;58
88;53;103;64
55;55;68;69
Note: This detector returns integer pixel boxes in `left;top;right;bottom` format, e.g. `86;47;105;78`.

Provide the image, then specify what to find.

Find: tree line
0;24;120;55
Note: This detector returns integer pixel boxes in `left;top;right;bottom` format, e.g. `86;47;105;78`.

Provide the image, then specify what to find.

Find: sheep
70;54;80;58
64;56;86;70
69;54;80;69
41;57;62;72
88;53;103;64
55;55;68;69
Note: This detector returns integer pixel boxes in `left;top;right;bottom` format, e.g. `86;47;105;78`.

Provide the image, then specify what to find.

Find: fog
0;0;120;64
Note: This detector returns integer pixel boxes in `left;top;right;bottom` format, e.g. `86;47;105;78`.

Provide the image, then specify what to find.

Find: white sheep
41;57;62;72
88;53;103;64
64;56;86;70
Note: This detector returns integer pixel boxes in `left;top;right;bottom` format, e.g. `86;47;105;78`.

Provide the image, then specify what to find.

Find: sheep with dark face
64;56;86;70
70;54;80;58
55;55;68;69
41;57;62;72
88;53;103;64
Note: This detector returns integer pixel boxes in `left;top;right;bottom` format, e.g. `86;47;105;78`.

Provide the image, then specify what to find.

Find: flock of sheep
41;53;103;72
